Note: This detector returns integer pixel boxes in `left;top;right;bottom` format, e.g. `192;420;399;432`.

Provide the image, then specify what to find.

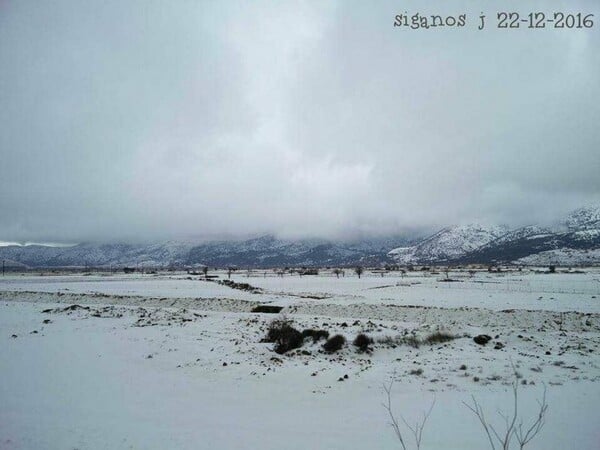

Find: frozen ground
1;269;599;449
2;268;599;312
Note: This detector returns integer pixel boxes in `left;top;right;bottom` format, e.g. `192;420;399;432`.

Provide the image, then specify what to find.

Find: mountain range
0;235;412;269
1;206;599;269
389;205;600;266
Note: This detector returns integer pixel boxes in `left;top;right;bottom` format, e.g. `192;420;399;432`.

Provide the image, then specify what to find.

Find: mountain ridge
2;206;600;268
389;205;600;266
0;235;413;269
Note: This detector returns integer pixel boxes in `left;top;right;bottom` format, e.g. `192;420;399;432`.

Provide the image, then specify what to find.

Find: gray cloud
1;0;599;243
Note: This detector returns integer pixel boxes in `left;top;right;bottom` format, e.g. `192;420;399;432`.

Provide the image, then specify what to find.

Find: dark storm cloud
1;0;599;243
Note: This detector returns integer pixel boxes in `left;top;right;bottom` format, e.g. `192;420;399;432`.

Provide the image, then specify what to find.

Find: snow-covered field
1;269;599;449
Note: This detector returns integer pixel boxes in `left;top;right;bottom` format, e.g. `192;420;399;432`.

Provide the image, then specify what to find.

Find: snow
3;269;598;312
3;206;599;269
389;224;508;264
516;249;600;266
387;207;600;265
1;270;600;449
565;205;600;231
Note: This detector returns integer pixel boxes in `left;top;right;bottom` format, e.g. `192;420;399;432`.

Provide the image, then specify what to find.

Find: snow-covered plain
2;268;599;312
1;269;599;449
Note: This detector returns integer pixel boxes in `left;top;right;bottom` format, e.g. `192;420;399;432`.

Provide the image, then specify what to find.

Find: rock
63;304;90;312
222;362;228;366
494;342;504;350
473;335;492;345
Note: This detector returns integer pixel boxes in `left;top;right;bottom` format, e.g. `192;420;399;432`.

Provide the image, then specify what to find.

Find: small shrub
409;368;424;376
424;331;456;345
376;334;420;348
302;329;329;343
353;333;373;353
263;319;304;354
274;327;303;354
323;334;346;353
273;327;304;355
263;319;292;343
403;335;421;348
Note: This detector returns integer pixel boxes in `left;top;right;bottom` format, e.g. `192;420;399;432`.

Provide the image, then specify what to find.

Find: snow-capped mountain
2;206;600;268
389;224;507;264
457;225;558;264
0;241;198;269
388;205;600;266
0;235;412;269
565;205;600;231
185;235;414;267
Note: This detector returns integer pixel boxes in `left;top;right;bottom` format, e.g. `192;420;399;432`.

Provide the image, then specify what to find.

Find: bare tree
463;374;548;450
333;268;342;278
202;266;208;278
514;388;548;449
355;266;364;279
383;381;435;450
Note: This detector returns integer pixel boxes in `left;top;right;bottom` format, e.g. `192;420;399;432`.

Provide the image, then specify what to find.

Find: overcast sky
1;0;598;243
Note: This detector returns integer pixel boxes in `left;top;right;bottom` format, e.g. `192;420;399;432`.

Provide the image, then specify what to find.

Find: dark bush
302;329;330;343
423;331;456;345
263;319;291;343
323;334;346;353
473;334;492;346
353;333;373;353
263;319;304;354
273;326;304;354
